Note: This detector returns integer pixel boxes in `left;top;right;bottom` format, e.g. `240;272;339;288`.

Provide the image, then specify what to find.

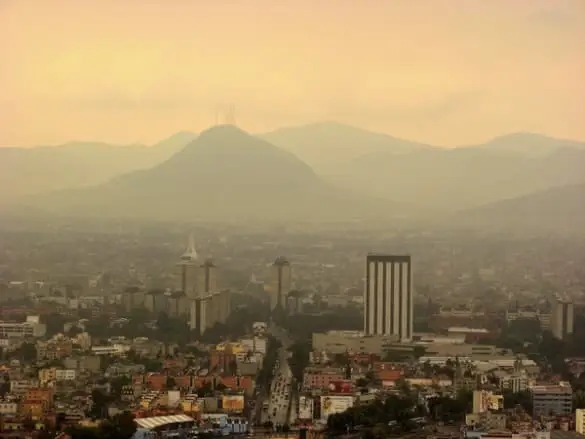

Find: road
255;322;296;428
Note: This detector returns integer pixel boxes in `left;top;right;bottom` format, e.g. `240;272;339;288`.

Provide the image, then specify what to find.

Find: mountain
23;125;382;222
150;131;197;157
457;183;585;231
332;141;585;211
468;132;585;157
260;122;431;173
0;134;196;205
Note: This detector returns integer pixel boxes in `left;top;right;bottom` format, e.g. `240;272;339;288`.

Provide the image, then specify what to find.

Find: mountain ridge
3;123;585;221
21;125;394;222
454;183;585;231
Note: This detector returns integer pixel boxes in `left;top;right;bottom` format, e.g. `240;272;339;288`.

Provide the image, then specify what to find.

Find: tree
255;337;281;389
327;394;417;435
66;425;100;439
503;389;532;413
0;375;10;397
574;390;585;410
110;376;132;397
22;417;36;432
89;389;110;419
19;342;37;362
395;377;411;397
356;378;369;388
166;376;176;389
98;412;136;439
413;346;427;360
42;312;69;336
67;413;136;439
427;390;472;422
288;341;311;383
197;381;213;397
67;325;83;338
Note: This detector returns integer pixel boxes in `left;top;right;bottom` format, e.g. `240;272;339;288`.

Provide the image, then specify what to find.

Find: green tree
288;341;311;383
89;389;110;419
166;376;176;389
19;342;37;362
22;417;36;432
66;425;99;439
110;376;132;398
327;394;417;434
413;346;427;360
98;412;136;439
197;381;213;397
503;389;533;413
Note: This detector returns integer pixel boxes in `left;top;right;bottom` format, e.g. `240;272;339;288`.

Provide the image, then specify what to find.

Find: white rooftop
448;327;489;333
135;414;194;430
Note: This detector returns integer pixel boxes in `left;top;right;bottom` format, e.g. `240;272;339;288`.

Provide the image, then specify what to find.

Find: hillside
260;122;431;173
0;133;196;205
456;183;585;231
468;132;585;157
4;125;584;219
23;125;384;222
332;144;585;211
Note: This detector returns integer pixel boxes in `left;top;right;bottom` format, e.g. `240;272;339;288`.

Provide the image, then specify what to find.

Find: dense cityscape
0;222;584;439
2;3;584;439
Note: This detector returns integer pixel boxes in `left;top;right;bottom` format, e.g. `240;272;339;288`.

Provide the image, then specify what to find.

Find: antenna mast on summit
225;104;236;126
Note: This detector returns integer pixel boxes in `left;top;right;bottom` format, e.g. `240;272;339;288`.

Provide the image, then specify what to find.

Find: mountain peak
198;124;247;139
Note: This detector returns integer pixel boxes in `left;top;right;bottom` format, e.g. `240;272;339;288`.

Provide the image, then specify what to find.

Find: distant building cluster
121;235;232;335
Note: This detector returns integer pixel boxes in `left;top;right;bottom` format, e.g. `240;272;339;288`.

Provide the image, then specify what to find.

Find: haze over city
1;0;584;147
1;3;585;438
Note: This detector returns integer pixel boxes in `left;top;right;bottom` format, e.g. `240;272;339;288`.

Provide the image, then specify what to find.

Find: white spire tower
178;233;199;298
181;233;198;261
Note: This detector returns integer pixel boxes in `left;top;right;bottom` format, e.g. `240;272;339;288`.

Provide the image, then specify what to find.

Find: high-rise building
364;254;413;341
551;295;574;340
198;259;218;294
188;257;231;335
121;287;145;312
190;291;232;335
178;234;199;299
269;257;292;311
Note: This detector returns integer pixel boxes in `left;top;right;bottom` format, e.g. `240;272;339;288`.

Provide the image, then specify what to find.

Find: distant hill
456;183;585;231
23;125;388;222
0;133;196;205
332;142;585;211
260;122;431;173
467;132;585;157
4;124;584;220
150;131;197;158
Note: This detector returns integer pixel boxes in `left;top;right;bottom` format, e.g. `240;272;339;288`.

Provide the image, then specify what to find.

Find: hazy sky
1;0;584;147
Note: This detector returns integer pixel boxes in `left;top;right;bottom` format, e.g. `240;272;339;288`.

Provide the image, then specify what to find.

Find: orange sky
1;0;584;146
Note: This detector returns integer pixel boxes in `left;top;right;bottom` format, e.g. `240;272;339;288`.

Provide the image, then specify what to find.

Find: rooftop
135;414;194;430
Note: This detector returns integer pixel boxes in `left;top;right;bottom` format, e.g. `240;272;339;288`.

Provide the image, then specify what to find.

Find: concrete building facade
550;296;574;340
269;257;292;312
364;254;413;341
531;383;572;417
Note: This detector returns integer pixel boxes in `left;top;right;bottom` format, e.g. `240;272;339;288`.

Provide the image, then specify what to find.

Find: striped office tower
364;254;413;341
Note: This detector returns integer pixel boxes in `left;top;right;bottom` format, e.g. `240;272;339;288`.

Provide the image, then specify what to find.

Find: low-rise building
303;367;345;391
0;320;46;338
531;382;572;417
576;408;585;434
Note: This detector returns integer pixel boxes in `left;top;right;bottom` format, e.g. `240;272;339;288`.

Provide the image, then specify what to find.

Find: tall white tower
178;234;200;299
